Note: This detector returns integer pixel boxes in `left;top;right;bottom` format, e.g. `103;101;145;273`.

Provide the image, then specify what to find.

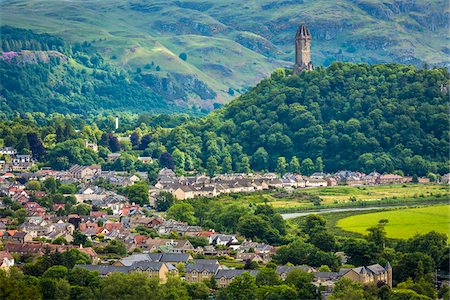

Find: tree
315;157;324;172
300;158;315;175
107;134;120;152
276;157;287;176
121;182;149;206
26;180;42;191
155;192;175;211
221;155;232;174
130;131;141;148
159;152;174;170
27;132;46;159
43;177;57;194
252;147;269;170
172;148;185;174
255;267;280;286
100;272;161;300
179;52;188;61
288;156;300;173
367;223;387;251
187;282;209;300
104;240;127;256
161;275;188;299
206;156;219;177
285;268;316;299
216;273;258;300
167;203;197;224
330;277;365;300
42;266;69;279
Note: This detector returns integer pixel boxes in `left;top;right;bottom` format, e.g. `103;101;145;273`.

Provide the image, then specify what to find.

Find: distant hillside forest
0;26;185;116
0;31;448;176
148;63;449;176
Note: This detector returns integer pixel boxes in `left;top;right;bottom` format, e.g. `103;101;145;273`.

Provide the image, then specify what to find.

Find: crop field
336;205;450;239
215;184;449;212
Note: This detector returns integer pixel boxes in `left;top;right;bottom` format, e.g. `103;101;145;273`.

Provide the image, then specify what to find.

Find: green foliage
329;277;365;300
152;63;449;175
155;192;175;212
166;202;197;224
120;182;149;206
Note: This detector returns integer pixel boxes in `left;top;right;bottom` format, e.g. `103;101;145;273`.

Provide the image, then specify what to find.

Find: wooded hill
152;63;449;176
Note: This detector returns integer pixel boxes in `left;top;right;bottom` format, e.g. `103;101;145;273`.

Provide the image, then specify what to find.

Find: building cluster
76;252;392;291
153;168;434;200
0;147;35;172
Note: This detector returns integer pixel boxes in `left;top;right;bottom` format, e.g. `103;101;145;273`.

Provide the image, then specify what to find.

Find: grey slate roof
276;265;315;275
160;253;190;263
75;265;132;275
185;263;220;274
215;269;258;279
131;261;164;271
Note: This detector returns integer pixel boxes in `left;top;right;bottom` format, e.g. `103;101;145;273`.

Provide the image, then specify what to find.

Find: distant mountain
1;0;448;110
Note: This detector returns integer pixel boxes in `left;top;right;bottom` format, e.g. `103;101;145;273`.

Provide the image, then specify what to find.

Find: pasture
336;205;450;239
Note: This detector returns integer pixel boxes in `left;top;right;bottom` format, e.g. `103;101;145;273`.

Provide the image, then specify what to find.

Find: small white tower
115;115;119;130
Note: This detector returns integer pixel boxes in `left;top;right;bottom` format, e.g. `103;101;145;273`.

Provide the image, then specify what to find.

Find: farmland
213;184;449;213
336;205;450;239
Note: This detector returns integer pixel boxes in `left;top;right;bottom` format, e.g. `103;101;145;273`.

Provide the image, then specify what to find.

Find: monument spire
294;22;313;74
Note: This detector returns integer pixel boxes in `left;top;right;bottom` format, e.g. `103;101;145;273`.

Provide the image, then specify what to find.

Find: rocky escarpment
153;17;227;36
140;72;216;103
234;32;281;57
0;50;68;64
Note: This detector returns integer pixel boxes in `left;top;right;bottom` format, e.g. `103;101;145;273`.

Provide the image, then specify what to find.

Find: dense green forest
0;26;181;116
149;63;449;176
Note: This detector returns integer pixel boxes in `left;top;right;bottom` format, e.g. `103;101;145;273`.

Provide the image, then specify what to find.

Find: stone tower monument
294;22;313;74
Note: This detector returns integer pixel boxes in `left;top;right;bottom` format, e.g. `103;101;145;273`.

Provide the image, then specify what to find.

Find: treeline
134;63;449;176
0;26;181;116
0;26;65;52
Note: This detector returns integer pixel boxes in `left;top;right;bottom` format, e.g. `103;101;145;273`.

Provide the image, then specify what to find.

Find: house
341;263;392;288
276;265;316;280
376;174;403;184
0;147;17;155
216;270;258;288
107;153;121;161
76;262;176;283
185;263;220;283
5;242;43;256
69;165;101;180
138;157;154;164
418;177;430;184
173;185;195;200
304;177;328;187
211;234;238;246
236;252;266;263
0;251;14;271
6;231;33;243
84;140;98;153
326;177;338;186
442;173;450;184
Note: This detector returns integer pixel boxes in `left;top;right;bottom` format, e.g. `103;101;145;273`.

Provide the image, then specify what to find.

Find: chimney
115;115;119;130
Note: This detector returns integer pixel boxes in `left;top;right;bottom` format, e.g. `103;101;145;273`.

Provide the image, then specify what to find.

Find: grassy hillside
1;0;448;109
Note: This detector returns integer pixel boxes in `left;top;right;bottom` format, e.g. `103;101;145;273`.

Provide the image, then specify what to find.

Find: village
0;144;446;298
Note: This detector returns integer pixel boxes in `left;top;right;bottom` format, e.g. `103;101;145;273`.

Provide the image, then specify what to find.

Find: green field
213;184;449;213
336;205;450;239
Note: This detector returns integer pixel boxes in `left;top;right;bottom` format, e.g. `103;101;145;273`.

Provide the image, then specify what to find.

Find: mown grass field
215;184;449;212
336;205;450;239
